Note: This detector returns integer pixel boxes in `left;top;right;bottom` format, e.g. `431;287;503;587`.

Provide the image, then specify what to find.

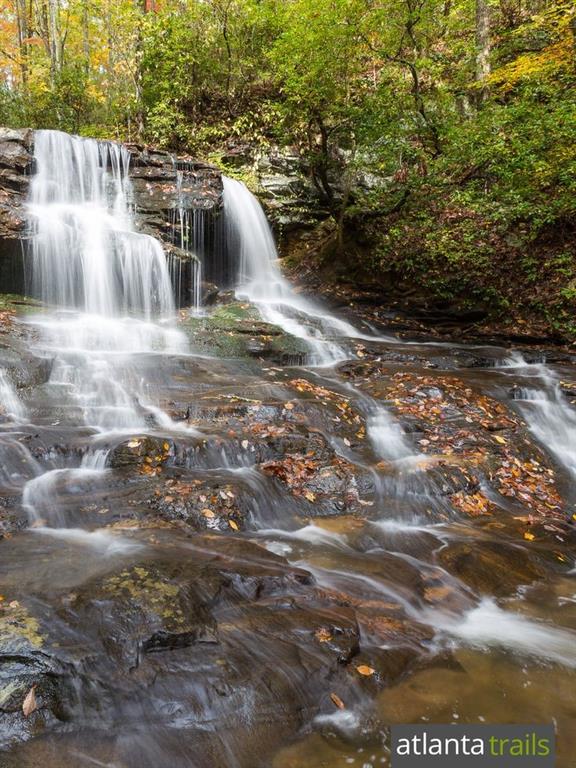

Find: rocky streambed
1;291;576;767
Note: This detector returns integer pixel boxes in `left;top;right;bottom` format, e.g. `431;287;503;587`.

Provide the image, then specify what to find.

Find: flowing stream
0;130;575;768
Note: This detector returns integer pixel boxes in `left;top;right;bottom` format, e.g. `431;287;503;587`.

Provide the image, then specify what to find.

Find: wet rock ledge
0;128;224;298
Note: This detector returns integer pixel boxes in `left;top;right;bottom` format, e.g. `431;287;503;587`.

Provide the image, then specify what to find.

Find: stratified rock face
126;144;222;239
0;129;34;295
0;130;224;299
222;143;327;240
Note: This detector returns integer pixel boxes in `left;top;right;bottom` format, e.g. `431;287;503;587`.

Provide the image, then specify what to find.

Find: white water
22;466;107;527
367;409;413;462
222;176;378;365
26;130;187;432
506;357;576;480
0;369;25;421
29;130;175;317
22;129;190;526
430;597;576;669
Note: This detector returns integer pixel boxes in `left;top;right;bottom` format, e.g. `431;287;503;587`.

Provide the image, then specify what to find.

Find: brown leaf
330;692;345;709
356;664;376;677
22;686;37;717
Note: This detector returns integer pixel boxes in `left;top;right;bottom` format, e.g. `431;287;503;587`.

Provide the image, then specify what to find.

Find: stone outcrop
0;128;34;295
0;130;224;299
126;144;222;240
219;142;385;258
221;142;327;247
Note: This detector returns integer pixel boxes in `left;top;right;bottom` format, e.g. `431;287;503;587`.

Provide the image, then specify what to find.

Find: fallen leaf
22;686;37;717
494;436;507;444
304;491;316;502
201;509;215;518
330;692;345;709
356;665;376;676
229;520;239;531
523;531;535;541
315;627;332;643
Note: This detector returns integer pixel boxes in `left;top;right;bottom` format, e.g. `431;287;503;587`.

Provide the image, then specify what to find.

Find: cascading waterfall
222;176;375;365
508;358;576;481
29;130;175;317
22;130;188;527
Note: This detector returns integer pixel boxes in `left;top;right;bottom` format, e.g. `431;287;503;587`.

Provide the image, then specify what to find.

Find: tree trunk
47;0;61;77
15;0;30;88
475;0;491;103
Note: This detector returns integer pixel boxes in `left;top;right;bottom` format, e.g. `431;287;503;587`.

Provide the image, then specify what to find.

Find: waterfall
169;167;203;312
0;369;25;421
29;130;175;318
222;176;372;365
509;360;576;481
24;130;186;441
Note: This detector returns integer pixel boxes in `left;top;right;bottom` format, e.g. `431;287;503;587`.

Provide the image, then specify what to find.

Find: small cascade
367;408;413;462
0;369;25;421
508;359;576;480
168;166;204;312
222;176;371;365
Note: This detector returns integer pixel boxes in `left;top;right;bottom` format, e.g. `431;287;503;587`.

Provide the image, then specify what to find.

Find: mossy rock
180;301;309;363
0;294;44;316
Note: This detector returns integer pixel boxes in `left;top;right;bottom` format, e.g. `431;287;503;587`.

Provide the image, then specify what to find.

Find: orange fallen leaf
201;509;215;518
229;520;239;531
356;665;376;677
315;627;332;643
523;531;535;541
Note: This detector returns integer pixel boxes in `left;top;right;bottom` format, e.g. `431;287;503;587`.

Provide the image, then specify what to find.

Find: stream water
0;130;575;767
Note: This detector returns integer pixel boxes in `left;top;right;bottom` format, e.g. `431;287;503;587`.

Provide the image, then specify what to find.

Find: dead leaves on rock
288;378;363;432
0;309;15;331
451;490;493;517
262;454;319;492
494;455;563;519
383;372;565;523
